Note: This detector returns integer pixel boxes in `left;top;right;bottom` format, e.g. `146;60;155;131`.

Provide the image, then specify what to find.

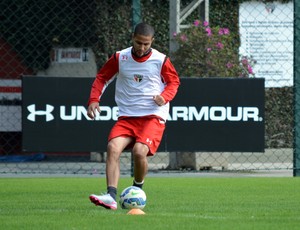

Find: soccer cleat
89;194;117;210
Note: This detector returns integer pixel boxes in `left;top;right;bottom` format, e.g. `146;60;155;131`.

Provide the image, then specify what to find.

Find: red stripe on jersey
88;53;119;105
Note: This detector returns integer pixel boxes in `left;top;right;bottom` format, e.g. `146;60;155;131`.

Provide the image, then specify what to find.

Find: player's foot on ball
89;194;117;210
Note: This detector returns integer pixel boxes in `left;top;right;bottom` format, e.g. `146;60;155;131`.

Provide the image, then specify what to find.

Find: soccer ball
119;186;146;209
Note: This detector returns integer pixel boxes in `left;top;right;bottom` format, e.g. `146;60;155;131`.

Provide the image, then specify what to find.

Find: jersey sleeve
160;57;180;103
88;53;119;105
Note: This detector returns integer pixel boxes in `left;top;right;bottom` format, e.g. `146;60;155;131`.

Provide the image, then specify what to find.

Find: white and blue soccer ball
119;186;146;209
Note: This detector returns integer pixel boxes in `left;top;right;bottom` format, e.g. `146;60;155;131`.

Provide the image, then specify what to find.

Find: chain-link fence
0;0;296;175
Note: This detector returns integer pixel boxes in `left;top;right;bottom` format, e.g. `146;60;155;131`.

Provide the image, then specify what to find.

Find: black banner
22;76;264;152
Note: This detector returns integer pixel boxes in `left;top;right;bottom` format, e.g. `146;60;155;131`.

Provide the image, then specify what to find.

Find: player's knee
107;141;121;157
132;143;148;159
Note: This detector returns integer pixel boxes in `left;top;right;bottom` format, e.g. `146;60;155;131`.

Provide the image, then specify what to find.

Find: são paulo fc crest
134;74;143;82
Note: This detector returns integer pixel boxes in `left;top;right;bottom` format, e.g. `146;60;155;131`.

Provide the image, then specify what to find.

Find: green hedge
265;88;293;148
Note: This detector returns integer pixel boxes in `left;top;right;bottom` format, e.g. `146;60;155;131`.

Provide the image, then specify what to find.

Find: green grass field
0;177;299;230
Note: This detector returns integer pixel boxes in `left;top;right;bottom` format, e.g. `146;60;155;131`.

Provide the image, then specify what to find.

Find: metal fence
0;0;297;175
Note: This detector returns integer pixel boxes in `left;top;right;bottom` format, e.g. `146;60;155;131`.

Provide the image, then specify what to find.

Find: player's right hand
87;102;100;119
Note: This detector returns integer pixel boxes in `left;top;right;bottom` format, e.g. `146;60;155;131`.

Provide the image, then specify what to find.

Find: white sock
134;180;144;185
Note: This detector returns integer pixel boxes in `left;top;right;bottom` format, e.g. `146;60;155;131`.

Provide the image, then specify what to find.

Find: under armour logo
27;104;54;122
146;138;152;145
121;55;128;61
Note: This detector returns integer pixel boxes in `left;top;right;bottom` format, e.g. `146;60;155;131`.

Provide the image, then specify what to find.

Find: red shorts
108;116;166;156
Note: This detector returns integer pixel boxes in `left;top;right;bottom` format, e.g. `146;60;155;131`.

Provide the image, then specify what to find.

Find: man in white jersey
87;22;180;210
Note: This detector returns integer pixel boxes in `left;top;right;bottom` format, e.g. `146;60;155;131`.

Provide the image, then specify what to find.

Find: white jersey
115;47;169;121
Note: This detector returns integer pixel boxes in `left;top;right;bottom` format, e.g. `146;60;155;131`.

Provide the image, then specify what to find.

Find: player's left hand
153;95;166;106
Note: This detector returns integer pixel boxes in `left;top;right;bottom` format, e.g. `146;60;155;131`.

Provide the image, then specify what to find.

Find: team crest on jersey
134;74;143;82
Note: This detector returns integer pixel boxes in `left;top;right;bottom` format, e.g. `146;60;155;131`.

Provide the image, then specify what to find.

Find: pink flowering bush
172;20;255;78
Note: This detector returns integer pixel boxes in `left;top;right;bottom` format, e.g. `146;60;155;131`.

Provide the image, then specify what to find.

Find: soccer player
87;22;180;210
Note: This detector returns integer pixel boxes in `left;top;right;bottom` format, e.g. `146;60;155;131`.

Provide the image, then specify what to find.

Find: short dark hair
133;22;155;37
